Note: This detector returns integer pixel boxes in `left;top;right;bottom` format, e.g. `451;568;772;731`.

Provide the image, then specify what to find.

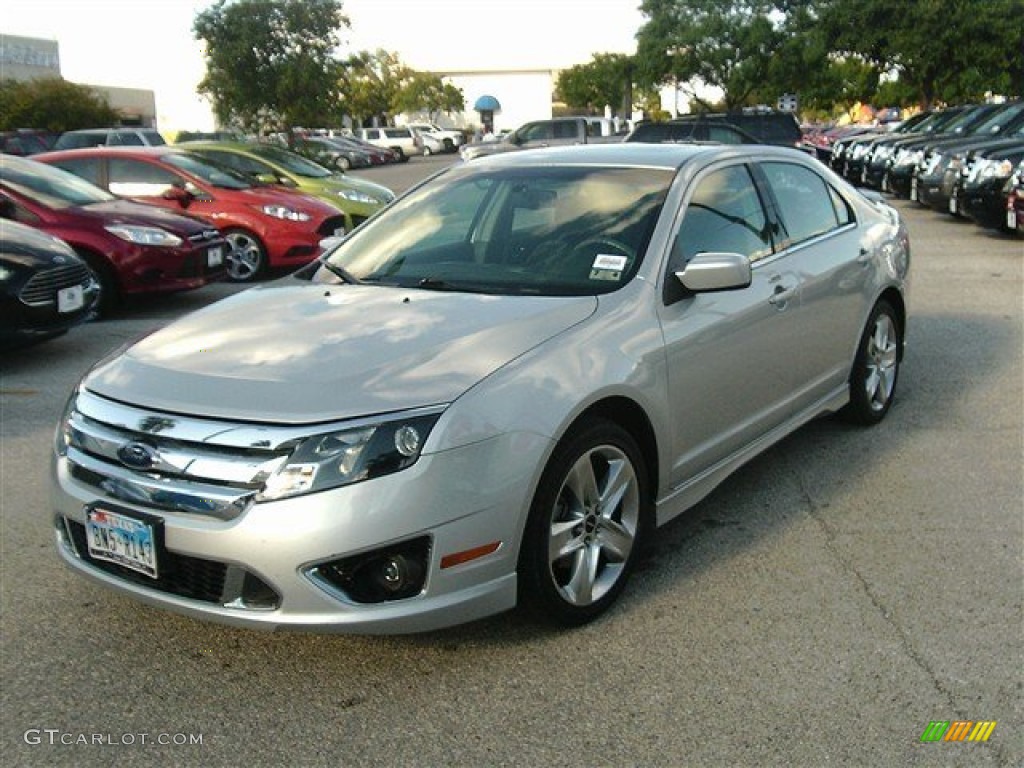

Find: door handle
769;284;797;306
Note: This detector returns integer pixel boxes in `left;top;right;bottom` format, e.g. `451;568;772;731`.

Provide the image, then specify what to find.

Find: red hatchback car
0;155;226;313
36;147;346;281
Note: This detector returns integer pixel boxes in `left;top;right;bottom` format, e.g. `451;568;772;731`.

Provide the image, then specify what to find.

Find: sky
2;0;647;131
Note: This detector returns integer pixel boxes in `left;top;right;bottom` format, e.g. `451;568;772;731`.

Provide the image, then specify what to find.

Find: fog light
311;536;430;603
374;554;424;595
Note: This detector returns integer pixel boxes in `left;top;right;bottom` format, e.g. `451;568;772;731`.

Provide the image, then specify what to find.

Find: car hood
1;221;80;268
223;185;339;216
78;199;210;234
301;173;394;203
84;282;597;423
462;141;521;160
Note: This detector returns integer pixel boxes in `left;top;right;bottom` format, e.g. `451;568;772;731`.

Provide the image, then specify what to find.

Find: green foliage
0;77;118;132
342;49;413;126
556;54;633;116
818;0;1024;106
393;71;465;121
193;0;349;134
635;0;810;110
341;50;463;126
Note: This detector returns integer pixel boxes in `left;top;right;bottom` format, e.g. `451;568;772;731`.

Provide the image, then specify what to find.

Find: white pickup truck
460;117;622;161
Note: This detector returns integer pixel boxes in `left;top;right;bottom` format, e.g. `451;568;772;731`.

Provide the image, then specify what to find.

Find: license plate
1010;209;1019;230
86;507;159;578
881;172;889;192
207;246;223;268
910;177;918;201
57;285;84;314
949;195;958;215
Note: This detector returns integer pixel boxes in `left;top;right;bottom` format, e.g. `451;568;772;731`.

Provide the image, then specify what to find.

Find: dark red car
0;154;226;314
36;146;345;281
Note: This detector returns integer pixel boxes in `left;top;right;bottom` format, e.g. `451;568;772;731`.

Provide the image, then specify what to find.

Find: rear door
754;160;867;405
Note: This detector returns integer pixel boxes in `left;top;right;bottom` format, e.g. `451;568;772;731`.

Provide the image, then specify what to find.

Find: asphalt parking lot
1;155;1021;767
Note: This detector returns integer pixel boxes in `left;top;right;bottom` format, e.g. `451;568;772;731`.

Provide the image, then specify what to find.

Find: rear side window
760;162;849;248
673;164;772;265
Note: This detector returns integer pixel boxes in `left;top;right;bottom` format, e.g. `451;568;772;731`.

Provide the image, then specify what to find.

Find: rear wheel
842;300;901;425
224;229;267;282
518;419;651;626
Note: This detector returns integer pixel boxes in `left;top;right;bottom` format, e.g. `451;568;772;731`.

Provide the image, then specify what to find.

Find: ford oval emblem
117;441;157;469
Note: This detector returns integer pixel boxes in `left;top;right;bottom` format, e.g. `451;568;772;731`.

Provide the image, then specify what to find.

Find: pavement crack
794;472;961;715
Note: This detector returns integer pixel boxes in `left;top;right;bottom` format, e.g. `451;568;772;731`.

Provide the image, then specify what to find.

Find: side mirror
675;252;751;293
161;185;192;208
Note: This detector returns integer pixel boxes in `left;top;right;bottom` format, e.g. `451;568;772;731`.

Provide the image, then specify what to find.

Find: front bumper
52;429;549;633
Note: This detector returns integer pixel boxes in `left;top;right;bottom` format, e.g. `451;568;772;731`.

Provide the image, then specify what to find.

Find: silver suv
356;126;423;160
53;128;166;150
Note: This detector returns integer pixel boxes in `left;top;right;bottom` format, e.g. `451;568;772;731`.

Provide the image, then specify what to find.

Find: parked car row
828;101;1024;236
1;137;396;346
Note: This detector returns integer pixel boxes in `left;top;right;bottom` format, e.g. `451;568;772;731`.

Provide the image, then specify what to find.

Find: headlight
260;204;312;222
258;411;442;501
338;189;381;205
979;159;1014;181
104;225;183;247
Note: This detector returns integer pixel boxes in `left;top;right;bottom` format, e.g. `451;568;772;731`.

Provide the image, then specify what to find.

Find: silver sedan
52;143;910;633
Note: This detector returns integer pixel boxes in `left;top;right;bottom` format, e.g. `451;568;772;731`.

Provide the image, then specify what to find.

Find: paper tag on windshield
590;253;628;282
592;254;627;271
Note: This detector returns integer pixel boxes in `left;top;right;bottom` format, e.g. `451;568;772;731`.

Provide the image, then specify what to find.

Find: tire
336;156;351;171
423;146;432;156
223;229;267;282
518;418;652;626
842;300;901;425
74;248;120;318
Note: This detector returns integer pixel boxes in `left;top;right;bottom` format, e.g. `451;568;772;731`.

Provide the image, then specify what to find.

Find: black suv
662;111;804;148
624;121;759;145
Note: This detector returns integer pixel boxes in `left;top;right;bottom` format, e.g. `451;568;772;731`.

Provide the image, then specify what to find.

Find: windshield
251;144;333;178
309;165;672;296
974;102;1024;134
0;156;115;208
163;152;252;189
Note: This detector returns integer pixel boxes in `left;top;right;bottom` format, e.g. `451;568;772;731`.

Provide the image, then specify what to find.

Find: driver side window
671;164;772;268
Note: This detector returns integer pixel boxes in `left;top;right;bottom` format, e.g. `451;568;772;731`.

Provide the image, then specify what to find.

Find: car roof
37;146;185;162
469;142;807;170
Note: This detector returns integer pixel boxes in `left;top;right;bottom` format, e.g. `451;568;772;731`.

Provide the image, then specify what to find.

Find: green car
179;141;394;233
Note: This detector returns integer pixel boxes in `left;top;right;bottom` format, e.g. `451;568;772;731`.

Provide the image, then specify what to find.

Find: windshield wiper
319;260;361;284
417;276;456;290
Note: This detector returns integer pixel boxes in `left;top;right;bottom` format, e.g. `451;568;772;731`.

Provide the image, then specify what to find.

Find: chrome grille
187;228;222;244
63;389;301;520
317;216;347;237
19;263;91;306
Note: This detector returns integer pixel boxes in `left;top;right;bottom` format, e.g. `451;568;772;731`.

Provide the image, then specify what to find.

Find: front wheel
518;419;651;626
224;229;267;282
842;300;901;425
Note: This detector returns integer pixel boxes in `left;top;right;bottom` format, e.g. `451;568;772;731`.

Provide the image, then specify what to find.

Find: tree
341;49;414;126
393;72;465;122
634;0;814;111
193;0;349;136
556;54;634;116
817;0;1024;107
0;77;118;132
